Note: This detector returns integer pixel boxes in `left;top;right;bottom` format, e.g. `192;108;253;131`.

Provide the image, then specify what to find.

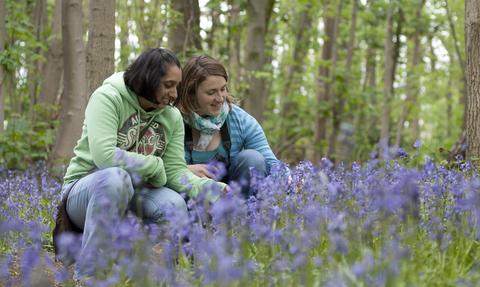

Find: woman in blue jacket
174;54;283;199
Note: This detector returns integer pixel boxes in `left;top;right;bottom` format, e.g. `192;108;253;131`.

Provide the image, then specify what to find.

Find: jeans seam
139;193;165;210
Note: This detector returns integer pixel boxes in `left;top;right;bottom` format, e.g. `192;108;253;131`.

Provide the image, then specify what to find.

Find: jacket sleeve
163;111;226;201
240;110;288;175
86;91;167;185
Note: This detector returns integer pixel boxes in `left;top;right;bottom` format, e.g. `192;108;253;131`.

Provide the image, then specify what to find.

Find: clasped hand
188;164;219;181
188;164;230;194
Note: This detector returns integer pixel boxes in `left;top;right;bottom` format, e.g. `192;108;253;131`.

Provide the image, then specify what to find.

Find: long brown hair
174;54;238;122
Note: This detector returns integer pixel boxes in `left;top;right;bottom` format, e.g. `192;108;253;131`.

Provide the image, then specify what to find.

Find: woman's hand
188;164;218;181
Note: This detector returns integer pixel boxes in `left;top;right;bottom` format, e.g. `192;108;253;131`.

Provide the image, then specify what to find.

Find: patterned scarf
184;102;230;150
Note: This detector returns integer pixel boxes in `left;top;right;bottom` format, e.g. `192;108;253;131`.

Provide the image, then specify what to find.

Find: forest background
0;0;474;172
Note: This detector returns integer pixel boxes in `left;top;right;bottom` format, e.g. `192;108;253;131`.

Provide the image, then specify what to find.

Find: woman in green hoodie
60;48;226;282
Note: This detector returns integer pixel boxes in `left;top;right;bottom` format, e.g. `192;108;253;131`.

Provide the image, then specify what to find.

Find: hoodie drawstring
135;112;156;155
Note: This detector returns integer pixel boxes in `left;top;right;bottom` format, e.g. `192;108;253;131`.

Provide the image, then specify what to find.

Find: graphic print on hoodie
117;113;166;156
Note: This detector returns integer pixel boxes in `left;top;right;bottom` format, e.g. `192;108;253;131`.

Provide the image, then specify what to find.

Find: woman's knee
236;150;268;172
137;188;187;224
93;167;134;200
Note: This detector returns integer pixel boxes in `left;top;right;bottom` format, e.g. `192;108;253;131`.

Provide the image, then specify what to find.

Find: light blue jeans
227;149;270;198
61;167;187;281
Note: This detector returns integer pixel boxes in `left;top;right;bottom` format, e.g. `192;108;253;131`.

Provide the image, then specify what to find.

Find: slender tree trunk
117;0;130;71
280;5;312;141
38;0;63;121
446;0;467;131
7;73;17;115
358;47;378;132
208;0;219;53
86;0;116;98
28;0;48;122
345;0;358;76
380;5;394;145
395;0;425;148
446;78;452;138
465;0;480;159
262;0;277;123
227;1;241;94
47;0;88;170
329;0;355;160
243;0;266;123
0;0;5;133
313;3;335;163
428;36;436;74
169;0;202;60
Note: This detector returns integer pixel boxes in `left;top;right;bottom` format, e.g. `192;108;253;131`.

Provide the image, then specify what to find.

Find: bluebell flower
414;138;422;148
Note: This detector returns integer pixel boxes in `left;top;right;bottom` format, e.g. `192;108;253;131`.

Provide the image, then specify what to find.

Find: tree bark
279;5;312;141
28;0;48;122
465;0;480;159
328;0;352;160
227;1;241;94
445;0;468;133
243;0;266;123
313;2;335;164
446;78;452;138
380;5;394;145
0;0;5;133
169;0;202;60
86;0;115;98
345;0;358;76
208;0;220;53
262;0;277;122
117;0;130;71
37;0;63;121
395;0;425;149
47;0;88;170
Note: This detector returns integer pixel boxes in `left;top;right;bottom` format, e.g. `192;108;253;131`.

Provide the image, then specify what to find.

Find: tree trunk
313;3;335;164
28;0;48;122
208;0;220;53
395;0;425;149
37;0;63;121
446;0;467;131
279;5;312;140
243;0;266;123
329;0;353;160
262;0;277;122
446;77;452;138
117;0;130;71
227;1;241;94
0;0;5;134
86;0;115;98
169;0;202;60
465;0;480;159
380;5;394;145
47;0;88;170
345;0;358;76
356;46;377;132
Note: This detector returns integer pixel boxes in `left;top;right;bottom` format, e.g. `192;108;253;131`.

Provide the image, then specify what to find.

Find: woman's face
138;65;182;111
196;75;227;117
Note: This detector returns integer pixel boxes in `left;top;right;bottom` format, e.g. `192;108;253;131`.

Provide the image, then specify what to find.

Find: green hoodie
63;72;226;200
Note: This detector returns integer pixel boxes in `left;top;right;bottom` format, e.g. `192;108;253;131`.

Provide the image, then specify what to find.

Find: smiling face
196;75;227;117
138;65;182;111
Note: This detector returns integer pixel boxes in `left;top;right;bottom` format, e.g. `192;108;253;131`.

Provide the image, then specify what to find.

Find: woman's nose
216;91;225;100
170;88;178;99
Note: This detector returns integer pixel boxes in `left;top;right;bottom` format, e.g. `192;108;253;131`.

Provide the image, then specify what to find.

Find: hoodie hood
102;71;166;117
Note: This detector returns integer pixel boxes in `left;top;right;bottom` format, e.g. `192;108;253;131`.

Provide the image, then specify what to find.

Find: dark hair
175;54;238;120
124;48;181;103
